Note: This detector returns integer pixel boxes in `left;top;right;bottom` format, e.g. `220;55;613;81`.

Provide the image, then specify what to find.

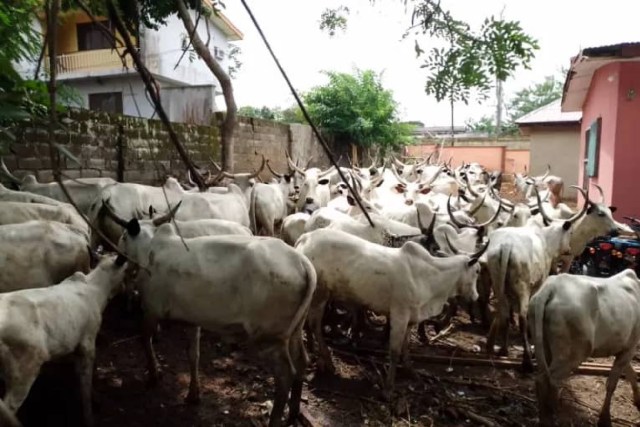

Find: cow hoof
597;417;612;427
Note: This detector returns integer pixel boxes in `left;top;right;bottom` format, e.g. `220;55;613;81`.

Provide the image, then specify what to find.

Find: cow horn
540;164;551;181
248;154;266;179
463;173;480;197
391;164;408;186
0;158;21;185
448;195;473;229
474;200;503;228
318;165;336;178
444;233;460;255
152;201;182;227
285;149;306;176
426;166;444;186
467;190;488;216
468;239;490;266
488;181;514;208
266;160;284;178
304;156;314;169
391;155;405;169
534;186;553;226
591;183;605;204
101;198;129;228
187;170;196;187
566;185;589;224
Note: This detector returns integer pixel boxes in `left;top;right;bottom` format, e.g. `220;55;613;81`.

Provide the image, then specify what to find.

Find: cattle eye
598;211;606;217
416;169;423;174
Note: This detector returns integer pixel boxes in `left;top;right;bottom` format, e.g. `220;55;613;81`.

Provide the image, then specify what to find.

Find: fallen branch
455;404;498;427
428;323;454;345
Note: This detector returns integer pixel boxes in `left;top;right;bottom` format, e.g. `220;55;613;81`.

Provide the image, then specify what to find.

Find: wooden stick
333;346;638;377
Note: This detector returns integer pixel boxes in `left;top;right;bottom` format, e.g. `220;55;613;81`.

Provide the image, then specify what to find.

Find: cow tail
533;282;553;381
249;186;258;235
283;253;317;375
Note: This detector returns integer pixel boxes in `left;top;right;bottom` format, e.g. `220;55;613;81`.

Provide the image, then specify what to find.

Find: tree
507;75;563;120
303;69;414;153
321;2;538;107
238;105;306;124
98;0;238;172
465;74;564;136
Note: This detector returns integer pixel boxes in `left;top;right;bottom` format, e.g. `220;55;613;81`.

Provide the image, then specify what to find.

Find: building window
77;20;113;51
89;92;123;114
585;117;602;178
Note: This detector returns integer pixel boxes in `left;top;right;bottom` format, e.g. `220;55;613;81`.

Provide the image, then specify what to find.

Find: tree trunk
175;0;237;172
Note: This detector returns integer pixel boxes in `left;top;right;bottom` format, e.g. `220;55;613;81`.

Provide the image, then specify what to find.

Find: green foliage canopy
303;69;414;149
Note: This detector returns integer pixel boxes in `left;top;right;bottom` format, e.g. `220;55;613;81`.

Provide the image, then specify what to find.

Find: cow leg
268;344;294;427
417;321;429;344
518;296;534;373
623;362;640;411
185;326;201;404
142;315;161;386
308;292;335;374
486;298;509;355
598;352;633;427
2;353;43;415
286;325;307;425
385;310;410;400
75;343;96;427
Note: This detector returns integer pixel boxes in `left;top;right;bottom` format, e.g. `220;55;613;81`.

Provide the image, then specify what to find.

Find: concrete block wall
1;110;331;186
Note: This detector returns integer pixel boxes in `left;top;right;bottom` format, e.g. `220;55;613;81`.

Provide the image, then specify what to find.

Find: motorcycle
570;216;640;277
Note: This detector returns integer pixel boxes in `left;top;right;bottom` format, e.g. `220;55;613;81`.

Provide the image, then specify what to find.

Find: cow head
208;155;266;191
441;236;491;302
266;160;297;197
392;164;443;205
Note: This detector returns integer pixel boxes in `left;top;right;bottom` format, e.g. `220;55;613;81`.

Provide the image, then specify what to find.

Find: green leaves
508;75;563;120
319;6;350;37
303;69;414;149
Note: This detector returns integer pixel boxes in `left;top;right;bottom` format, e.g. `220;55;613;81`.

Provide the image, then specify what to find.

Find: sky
220;0;639;126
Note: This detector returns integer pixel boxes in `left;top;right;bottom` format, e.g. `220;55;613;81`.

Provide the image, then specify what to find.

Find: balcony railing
48;48;133;76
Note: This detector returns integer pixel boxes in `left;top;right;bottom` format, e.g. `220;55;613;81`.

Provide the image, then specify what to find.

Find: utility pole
450;96;455;147
495;76;503;138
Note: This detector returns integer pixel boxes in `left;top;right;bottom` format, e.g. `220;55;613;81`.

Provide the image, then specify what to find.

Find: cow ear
347;195;355;206
609;206;617;213
284;175;292;183
127;219;141;236
318;178;329;185
419;185;431;195
587;204;594;215
562;221;572;231
394;184;406;193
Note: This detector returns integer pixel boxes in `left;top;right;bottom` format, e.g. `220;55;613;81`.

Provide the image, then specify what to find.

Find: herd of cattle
0;153;638;427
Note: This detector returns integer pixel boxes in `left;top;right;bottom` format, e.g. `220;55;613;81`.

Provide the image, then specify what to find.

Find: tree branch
174;0;237;172
105;0;207;190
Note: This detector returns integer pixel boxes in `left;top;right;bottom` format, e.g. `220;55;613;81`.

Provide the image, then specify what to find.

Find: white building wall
66;76;156;118
142;10;230;89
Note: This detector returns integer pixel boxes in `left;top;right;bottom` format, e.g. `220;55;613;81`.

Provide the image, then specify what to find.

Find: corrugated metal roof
561;42;640;112
515;99;582;125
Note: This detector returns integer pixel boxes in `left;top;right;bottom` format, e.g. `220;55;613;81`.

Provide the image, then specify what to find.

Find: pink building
562;42;640;220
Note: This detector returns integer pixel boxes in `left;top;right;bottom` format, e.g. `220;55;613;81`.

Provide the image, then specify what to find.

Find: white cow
0;255;126;426
281;212;311;246
484;189;588;370
250;162;297;236
296;228;487;396
0;221;91;293
529;270;640;427
128;226;316;427
0;183;67;207
0;201;88;235
0;158;116;214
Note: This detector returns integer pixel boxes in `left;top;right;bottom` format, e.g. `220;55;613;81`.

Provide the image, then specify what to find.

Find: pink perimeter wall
406;145;529;173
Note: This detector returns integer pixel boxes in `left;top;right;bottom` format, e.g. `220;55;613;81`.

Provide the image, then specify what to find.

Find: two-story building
34;5;242;124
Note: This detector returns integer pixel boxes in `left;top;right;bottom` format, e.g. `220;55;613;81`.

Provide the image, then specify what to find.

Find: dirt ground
17;299;640;427
14;179;628;427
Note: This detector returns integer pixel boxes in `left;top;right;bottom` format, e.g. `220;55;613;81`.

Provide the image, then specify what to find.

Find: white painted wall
142;10;230;88
65;76;157;118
